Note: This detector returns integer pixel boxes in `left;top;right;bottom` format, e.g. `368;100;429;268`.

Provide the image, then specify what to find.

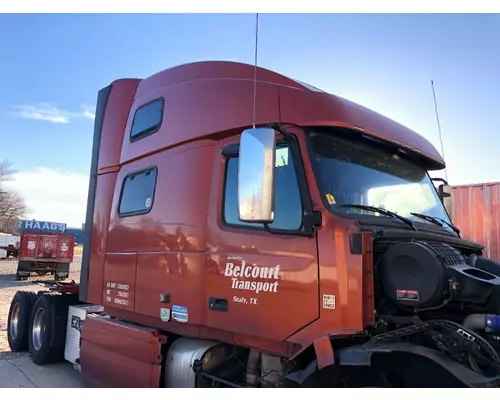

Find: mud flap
55;262;70;281
16;261;33;279
49;293;80;348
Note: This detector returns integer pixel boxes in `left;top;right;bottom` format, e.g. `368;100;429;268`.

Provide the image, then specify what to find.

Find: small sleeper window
119;167;157;216
130;98;164;141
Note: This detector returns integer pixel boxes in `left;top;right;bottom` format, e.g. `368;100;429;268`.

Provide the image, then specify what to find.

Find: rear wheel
7;291;38;352
28;295;63;364
28;292;79;365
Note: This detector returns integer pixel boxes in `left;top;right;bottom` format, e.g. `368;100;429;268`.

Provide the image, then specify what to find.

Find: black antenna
252;13;259;129
431;80;448;182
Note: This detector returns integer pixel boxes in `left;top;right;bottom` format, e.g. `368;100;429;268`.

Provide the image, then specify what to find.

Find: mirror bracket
266;122;295;141
263;210;322;238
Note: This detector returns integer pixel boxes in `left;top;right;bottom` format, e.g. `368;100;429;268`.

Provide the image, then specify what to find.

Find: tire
7;291;38;352
28;294;65;365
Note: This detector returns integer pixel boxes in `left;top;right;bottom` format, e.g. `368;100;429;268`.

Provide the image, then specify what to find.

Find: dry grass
74;246;83;255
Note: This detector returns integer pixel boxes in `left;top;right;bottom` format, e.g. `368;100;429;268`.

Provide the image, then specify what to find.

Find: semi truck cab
9;61;500;388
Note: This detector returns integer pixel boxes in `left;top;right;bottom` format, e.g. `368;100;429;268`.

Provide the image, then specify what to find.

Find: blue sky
0;13;498;225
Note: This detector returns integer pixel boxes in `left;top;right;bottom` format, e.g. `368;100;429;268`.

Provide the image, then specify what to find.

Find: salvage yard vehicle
15;231;74;281
0;234;20;259
7;60;500;388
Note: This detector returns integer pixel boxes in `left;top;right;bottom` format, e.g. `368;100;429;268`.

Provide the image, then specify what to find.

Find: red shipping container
452;182;500;263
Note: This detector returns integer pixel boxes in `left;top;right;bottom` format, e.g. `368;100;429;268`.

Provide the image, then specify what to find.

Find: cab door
205;135;320;342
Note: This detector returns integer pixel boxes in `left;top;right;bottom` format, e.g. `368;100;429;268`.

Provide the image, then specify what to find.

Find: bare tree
0;160;27;234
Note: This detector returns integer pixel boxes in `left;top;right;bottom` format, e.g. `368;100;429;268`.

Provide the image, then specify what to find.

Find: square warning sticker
322;294;336;310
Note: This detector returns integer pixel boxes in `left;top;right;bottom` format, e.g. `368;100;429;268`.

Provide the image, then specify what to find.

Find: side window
130;98;164;141
223;145;303;231
118;167;157;217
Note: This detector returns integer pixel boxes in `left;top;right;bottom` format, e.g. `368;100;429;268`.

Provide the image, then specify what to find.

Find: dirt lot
0;255;82;360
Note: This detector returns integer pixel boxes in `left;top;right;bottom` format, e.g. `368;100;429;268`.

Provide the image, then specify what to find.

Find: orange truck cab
8;61;500;388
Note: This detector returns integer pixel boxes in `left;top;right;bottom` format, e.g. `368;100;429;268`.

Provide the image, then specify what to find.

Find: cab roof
117;61;445;170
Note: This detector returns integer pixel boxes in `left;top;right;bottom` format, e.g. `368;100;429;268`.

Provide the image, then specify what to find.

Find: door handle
209;297;228;312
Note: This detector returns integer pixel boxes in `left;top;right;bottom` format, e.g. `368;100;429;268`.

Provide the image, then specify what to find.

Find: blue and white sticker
172;305;188;323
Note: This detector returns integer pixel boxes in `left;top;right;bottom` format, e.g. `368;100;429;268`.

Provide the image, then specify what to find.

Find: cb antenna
431;80;448;182
252;13;259;128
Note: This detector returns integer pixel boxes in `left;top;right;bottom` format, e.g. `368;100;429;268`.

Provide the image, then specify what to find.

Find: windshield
308;130;452;230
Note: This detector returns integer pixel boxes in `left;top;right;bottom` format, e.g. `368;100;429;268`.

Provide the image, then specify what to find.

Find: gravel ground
0;255;82;360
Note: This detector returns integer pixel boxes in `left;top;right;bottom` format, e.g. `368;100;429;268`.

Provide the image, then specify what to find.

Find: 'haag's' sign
18;220;67;233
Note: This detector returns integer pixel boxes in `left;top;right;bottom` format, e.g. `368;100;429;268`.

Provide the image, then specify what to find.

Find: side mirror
438;183;452;199
237;127;276;223
439;183;454;221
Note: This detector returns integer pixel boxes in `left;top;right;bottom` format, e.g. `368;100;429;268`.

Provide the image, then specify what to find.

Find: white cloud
4;167;89;228
12;103;95;124
83;109;96;119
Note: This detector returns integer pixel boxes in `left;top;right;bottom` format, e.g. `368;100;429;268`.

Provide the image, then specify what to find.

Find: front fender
337;342;497;388
285;342;499;388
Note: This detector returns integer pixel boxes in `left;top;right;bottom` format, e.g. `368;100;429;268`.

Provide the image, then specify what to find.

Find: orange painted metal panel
452;182;500;262
81;314;166;388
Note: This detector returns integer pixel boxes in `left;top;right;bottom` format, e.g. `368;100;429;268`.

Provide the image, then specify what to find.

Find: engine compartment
378;240;500;312
372;238;500;381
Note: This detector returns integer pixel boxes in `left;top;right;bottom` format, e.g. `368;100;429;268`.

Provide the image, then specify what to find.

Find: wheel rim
32;307;46;351
10;302;20;340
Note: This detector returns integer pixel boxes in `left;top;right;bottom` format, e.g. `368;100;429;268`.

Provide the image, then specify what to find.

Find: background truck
15;231;74;281
0;234;20;259
450;182;500;264
6;60;500;388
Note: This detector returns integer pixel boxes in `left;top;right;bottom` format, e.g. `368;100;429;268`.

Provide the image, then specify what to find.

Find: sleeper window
130;98;164;141
119;167;157;216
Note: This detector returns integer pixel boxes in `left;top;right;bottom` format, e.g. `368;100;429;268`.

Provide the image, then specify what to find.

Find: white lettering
42;222;49;230
114;298;128;306
117;291;129;298
224;259;281;294
33;222;41;229
50;223;57;230
25;221;33;229
233;296;247;304
224;263;234;276
117;283;129;290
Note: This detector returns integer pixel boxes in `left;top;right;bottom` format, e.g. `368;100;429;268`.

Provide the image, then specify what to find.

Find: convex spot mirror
237;127;277;223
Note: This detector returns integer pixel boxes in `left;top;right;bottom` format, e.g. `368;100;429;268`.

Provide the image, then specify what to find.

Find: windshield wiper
339;204;417;231
410;212;460;235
